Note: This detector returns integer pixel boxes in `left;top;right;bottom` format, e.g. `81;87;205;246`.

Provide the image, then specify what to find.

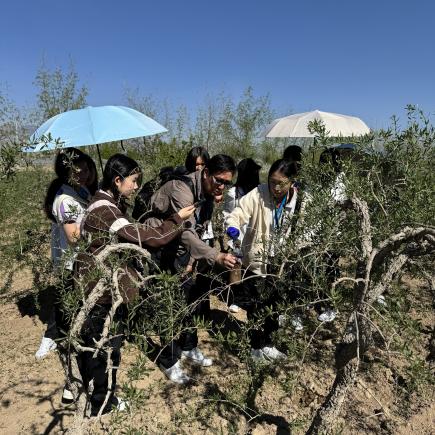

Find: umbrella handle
96;144;104;173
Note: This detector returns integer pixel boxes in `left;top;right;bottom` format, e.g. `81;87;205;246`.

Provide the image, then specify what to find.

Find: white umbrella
264;110;370;138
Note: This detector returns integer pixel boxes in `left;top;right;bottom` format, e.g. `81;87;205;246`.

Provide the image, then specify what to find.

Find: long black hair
44;148;88;223
319;148;340;171
283;145;302;163
235;158;261;193
185;146;210;173
102;153;142;204
83;153;98;195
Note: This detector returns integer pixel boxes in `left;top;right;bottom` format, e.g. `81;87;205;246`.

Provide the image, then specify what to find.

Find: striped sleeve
117;214;184;248
109;217;130;234
85;203;183;249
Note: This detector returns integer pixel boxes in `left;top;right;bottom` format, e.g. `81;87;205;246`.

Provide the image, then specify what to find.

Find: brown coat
75;189;183;304
145;170;219;266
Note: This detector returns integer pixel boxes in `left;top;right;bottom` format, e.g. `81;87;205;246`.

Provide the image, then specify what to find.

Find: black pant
137;252;213;369
241;271;279;349
132;274;211;369
315;252;340;314
243;268;303;349
223;270;256;310
51;272;75;339
58;301;124;416
77;304;124;415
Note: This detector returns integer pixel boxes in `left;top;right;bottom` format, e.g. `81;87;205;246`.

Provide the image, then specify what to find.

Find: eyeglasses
211;175;233;187
269;179;291;189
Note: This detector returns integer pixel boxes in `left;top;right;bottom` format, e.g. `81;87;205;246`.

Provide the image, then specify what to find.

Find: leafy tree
125;86;273;161
34;61;88;121
47;107;432;433
215;86;273;160
2;63;433;432
194;92;229;153
0;89;31;179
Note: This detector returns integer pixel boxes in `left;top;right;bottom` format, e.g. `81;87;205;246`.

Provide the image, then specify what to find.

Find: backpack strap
170;174;199;203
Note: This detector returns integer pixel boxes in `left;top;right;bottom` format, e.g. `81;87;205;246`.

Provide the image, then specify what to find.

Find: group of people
35;142;342;416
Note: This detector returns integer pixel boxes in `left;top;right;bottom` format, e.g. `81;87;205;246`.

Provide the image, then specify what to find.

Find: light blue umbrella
24;105;167;152
24;105;167;171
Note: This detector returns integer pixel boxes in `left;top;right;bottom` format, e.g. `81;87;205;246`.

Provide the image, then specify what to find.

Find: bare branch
331;276;365;292
351;195;372;258
368;253;409;304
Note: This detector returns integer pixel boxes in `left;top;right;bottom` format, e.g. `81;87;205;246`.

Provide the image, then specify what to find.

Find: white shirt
331;172;347;204
51;184;89;270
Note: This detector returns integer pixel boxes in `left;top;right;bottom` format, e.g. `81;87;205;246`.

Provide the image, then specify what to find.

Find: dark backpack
132;165;197;223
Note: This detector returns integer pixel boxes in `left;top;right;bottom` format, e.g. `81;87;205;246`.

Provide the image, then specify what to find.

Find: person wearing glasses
225;159;305;362
144;154;238;383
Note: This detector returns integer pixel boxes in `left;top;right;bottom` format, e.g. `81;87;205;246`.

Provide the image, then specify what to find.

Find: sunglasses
211;175;233;187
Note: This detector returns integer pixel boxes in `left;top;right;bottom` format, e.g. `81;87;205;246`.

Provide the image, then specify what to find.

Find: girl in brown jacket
75;154;194;416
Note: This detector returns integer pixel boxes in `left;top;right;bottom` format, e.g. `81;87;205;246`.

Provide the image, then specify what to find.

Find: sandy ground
0;274;434;434
0;303;71;434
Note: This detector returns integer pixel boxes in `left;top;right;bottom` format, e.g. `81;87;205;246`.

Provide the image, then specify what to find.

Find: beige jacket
225;183;305;275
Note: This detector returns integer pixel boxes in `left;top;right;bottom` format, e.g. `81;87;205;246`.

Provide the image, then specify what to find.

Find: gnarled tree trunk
307;196;434;434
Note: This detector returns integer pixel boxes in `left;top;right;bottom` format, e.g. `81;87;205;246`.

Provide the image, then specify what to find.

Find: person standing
185;146;215;247
35;148;94;404
144;154;238;383
76;154;195;414
184;146;210;173
225;159;306;361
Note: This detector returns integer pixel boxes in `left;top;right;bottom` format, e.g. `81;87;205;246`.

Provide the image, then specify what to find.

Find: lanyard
273;194;288;229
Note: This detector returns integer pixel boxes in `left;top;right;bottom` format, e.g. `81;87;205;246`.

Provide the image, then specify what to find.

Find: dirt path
0;303;73;434
0;292;433;434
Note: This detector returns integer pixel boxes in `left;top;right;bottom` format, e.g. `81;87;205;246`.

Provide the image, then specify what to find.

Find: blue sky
1;0;434;129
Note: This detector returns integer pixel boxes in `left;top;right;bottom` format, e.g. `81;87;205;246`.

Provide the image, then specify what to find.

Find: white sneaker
181;347;213;367
61;387;74;405
91;396;129;416
160;361;190;384
35;337;57;360
115;397;128;412
261;346;286;360
229;304;241;313
251;347;286;362
250;348;267;362
377;295;387;306
291;315;304;331
318;309;337;323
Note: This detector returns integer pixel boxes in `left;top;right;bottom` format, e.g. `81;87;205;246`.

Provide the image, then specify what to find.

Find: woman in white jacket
225;159;303;362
